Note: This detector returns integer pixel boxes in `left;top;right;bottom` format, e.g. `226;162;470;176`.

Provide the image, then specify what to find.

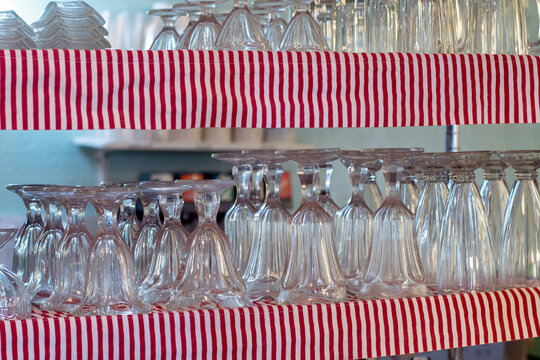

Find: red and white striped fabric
0;50;539;130
0;288;539;359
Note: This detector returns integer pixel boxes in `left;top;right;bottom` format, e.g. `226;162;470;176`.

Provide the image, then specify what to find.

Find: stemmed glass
335;151;380;294
360;148;429;299
73;186;150;316
182;1;222;50
276;149;346;305
117;191;139;251
242;151;291;300
278;0;330;51
318;161;340;219
0;228;31;320
138;181;191;305
168;180;252;309
7;184;44;285
480;152;509;274
409;153;449;289
214;0;270;50
498;151;540;288
212;152;258;275
400;159;420;213
133;187;162;285
24;185;64;305
148;8;184;50
364;161;383;212
255;1;291;51
436;151;496;294
173;3;201;49
45;186;92;312
250;162;265;210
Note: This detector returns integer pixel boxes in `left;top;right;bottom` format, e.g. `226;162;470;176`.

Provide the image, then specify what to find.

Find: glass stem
142;198;160;221
161;194;183;221
162;17;177;29
195;192;220;223
234;164;252;202
67;203;86;230
299;163;319;204
383;163;403;199
349;164;368;203
27;200;43;223
264;164;283;204
97;205;118;236
49;202;63;229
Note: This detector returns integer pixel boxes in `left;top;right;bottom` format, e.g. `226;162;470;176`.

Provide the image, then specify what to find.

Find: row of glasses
0;11;36;49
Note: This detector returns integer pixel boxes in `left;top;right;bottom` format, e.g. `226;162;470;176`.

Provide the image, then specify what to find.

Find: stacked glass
0;11;36;49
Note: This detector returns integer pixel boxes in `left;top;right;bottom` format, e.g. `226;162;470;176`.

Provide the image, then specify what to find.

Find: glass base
139;287;172;306
168;289;252;309
279;12;330;51
215;7;270;51
277;285;347;305
345;277;363;294
360;281;431;299
245;279;280;301
0;265;31;320
31;289;53;306
44;293;83;312
73;300;150;316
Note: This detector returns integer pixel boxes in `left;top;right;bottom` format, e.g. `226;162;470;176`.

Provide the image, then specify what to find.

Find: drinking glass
368;0;400;52
168;180;252;309
256;1;290;50
24;185;64;305
138;182;191;305
335;0;368;52
250;163;265;210
360;148;429;299
45;186;91;312
133;187;162;285
214;0;270;50
313;0;337;50
400;159;420;214
335;151;380;294
318;161;340;219
0;11;36;49
173;3;201;49
212;152;258;275
148;8;184;50
242;151;291;300
118;192;139;251
183;1;222;50
278;0;330;50
73;186;150;316
467;0;497;53
7;184;44;285
276;149;346;305
480;152;509;274
498;151;540;288
409;153;449;289
0;228;31;320
437;151;496;294
251;8;271;25
365;161;383;212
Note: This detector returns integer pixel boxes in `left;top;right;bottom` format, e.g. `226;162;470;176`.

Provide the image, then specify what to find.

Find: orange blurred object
180;173;204;202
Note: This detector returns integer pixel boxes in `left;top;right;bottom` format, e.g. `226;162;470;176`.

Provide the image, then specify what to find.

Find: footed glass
118;191;139;251
133;188;162;285
480;152;509;274
24;185;64;305
73;186;150;316
0;228;31;320
318;161;340;219
256;1;290;50
45;186;91;312
437;151;496;294
184;1;221;50
173;3;200;49
409;153;449;289
212;152;258;274
335;151;380;294
168;180;251;309
360;148;429;299
139;182;191;305
250;162;265;210
148;8;184;50
276;149;346;305
399;159;420;214
242;151;291;300
7;185;44;285
278;0;329;51
365;161;383;212
498;151;540;288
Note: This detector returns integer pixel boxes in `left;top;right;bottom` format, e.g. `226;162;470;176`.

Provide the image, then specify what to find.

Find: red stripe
493;292;508;341
441;295;455;348
180;313;188;360
33;316;40;358
32;50;40;129
127;51;136;129
324;52;333;127
512;56;520;123
73;50;83;129
84;50;94;129
105;50;115;129
43;50;51;129
352;53;361;126
228;51;238;127
199;311;208;359
277;52;286;128
502;55;511;124
417;54;425;127
304;52;314;128
297;306;306;359
137;51;146;129
501;290;518;340
258;52;268;129
334;53;344;128
529;56;537;123
148;51;157;129
461;293;474;347
20;50;29;129
523;288;540;335
179;51;188;129
106;316;114;359
267;52;277;128
52;50;62;129
397;53;406;127
156;51;166;129
168;51;177;128
511;289;529;339
362;300;372;356
116;50;125;128
390;53;398;127
315;52;324;126
217;51;228;128
0;320;6;359
229;308;238;359
44;318;51;359
95;52;105;130
199;52;208;128
0;51;6;128
240;308;249;359
63;50;72;129
459;54;469;125
239;52;249;128
208;51;218;128
10;320;18;360
316;304;326;359
295;52;306;128
248;51;257;128
343;303;353;357
344;54;353;127
399;299;409;354
434;55;442;126
381;300;391;355
21;317;29;359
476;293;489;344
10;50;18;129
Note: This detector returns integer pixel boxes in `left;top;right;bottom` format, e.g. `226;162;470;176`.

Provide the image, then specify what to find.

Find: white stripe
376;300;387;357
525;288;540;336
223;51;233;128
321;53;329;127
212;309;221;360
339;52;347;127
394;53;403;127
302;306;311;359
310;53;320;126
439;54;447;126
26;50;34;130
446;54;455;125
223;309;232;360
233;51;243;128
37;318;46;360
122;50;131;128
90;51;99;129
111;50;121;128
254;308;262;360
143;314;153;360
464;55;473;125
519;289;534;338
524;56;532;124
292;305;301;359
262;306;271;360
421;54;429;126
481;55;488;124
142;51;152;129
15;50;23;128
302;52;312;127
386;300;396;356
429;54;436;126
455;294;468;347
415;298;427;352
271;52;281;127
162;50;172;129
312;304;321;360
252;51;263;128
47;51;56;129
349;302;358;358
412;54;420;126
121;315;130;360
80;317;88;360
90;316;99;360
203;310;212;360
131;51;141;129
469;293;483;346
69;317;77;360
151;313;160;359
348;53;357;126
234;308;242;359
330;304;340;358
203;51;212;128
478;292;493;343
490;54;497;124
472;55;481;124
358;300;367;358
172;51;181;128
367;300;377;357
510;289;528;339
57;317;66;360
331;53;339;128
184;50;194;129
498;55;505;125
163;313;171;360
516;56;524;123
5;318;13;360
243;307;253;359
386;53;395;128
340;302;349;359
37;50;45;130
359;54;366;127
488;292;503;342
533;57;540;124
499;291;512;341
282;53;291;128
273;305;282;360
15;320;23;360
438;296;450;349
213;51;223;126
194;311;203;360
394;300;405;354
321;304;330;360
57;50;67;130
133;311;141;359
462;294;475;346
505;289;518;339
101;316;109;360
173;312;181;358
68;50;77;129
376;53;384;128
100;50;110;129
291;54;300;128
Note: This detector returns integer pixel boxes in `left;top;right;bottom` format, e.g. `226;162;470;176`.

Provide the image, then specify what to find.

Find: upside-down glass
242;151;291;300
276;149;346;305
0;228;31;319
368;0;399;52
168;180;252;309
360;148;429;299
400;159;420;213
212;152;257;275
173;3;200;49
278;0;330;51
250;162;265;210
257;1;290;51
25;185;64;305
45;186;91;312
184;1;221;50
335;151;380;293
7;185;44;285
313;0;337;50
437;151;496;294
480;152;509;274
73;186;150;316
409;153;449;289
214;0;270;50
139;182;191;305
133;188;162;285
365;161;383;212
318;161;340;219
498;151;540;288
335;0;368;52
148;8;184;50
117;191;139;251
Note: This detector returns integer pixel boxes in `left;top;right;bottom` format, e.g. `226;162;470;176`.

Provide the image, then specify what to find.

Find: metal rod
445;125;460;152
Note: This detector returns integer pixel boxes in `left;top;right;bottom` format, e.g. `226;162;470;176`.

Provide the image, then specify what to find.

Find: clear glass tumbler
368;0;400;52
498;150;540;288
335;0;369;52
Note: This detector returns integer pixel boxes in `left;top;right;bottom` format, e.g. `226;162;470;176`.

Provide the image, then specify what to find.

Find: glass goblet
399;159;420;214
168;180;252;309
335;151;381;294
184;0;222;50
133;187;162;286
360;148;429;299
256;0;291;51
250;162;265;210
73;186;150;316
278;0;330;51
436;151;496;294
251;8;271;26
24;185;64;305
318;160;340;219
276;149;346;305
7;184;44;285
118;191;139;251
214;0;270;50
242;150;291;300
173;3;201;49
409;153;449;290
0;228;31;320
138;182;191;305
498;150;540;288
480;152;509;275
148;8;184;50
364;160;383;212
45;186;92;312
212;152;258;275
